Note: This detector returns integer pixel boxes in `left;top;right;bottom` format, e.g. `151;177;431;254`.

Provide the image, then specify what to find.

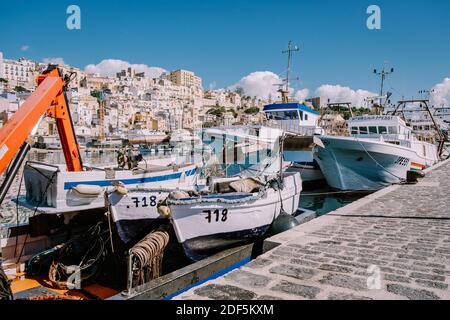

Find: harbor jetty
174;159;450;300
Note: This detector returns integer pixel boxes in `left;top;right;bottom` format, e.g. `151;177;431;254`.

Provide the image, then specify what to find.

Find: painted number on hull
131;196;157;208
204;209;228;223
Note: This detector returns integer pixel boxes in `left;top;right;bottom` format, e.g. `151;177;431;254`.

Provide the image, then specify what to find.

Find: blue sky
0;0;449;101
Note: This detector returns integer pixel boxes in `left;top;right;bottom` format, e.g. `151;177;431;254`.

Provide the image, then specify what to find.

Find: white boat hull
107;189;175;245
168;172;302;261
314;136;438;191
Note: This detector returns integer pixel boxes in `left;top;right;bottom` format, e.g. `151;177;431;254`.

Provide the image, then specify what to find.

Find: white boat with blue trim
19;160;199;214
263;102;325;184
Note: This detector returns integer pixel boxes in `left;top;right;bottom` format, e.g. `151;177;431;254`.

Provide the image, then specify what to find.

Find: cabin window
305;114;309;121
299;111;304;120
388;126;398;134
369;126;378;134
378;126;388;134
351;127;358;134
359;127;368;134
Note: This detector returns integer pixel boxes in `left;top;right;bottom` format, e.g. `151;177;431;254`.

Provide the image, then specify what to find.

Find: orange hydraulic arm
0;66;83;207
0;67;83;173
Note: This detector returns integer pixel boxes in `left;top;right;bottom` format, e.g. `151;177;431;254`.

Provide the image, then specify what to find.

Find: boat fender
229;178;263;193
269;211;300;236
71;184;105;196
169;190;190;200
114;186;129;195
157;205;171;218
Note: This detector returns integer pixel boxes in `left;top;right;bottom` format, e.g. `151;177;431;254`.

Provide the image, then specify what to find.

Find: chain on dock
129;229;170;288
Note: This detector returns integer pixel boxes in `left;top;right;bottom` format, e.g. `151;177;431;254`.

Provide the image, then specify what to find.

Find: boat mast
280;41;299;103
373;62;394;112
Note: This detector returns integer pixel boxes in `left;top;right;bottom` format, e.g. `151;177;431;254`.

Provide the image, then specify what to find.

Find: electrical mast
279;41;299;103
373;62;394;106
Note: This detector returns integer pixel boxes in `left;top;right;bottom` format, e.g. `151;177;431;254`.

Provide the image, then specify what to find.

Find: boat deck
173;159;450;300
8;272;118;300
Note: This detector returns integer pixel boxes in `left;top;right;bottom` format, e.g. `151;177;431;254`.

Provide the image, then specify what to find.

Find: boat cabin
348;115;413;141
263;103;322;135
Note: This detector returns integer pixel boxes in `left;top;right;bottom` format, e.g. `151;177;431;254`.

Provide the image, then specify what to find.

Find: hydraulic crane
0;66;83;207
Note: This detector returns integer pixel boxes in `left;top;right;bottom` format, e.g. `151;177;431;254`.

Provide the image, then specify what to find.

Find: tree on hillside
207;105;226;119
244;107;260;115
234;87;244;96
13;85;28;93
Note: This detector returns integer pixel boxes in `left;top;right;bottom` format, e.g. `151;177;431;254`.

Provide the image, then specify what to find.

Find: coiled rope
129;229;170;288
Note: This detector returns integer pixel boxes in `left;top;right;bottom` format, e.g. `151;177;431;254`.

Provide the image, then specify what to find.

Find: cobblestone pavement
174;160;450;300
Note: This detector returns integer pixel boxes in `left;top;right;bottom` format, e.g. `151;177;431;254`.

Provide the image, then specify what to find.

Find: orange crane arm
0;67;83;174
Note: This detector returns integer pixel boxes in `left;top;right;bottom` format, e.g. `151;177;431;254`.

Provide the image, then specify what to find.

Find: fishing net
48;222;108;290
0;265;13;300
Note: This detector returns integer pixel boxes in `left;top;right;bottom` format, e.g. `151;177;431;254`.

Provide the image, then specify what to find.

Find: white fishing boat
167;171;301;261
313;115;440;191
126;129;169;144
165;127;302;261
105;186;200;246
18;160;199;214
263;103;325;184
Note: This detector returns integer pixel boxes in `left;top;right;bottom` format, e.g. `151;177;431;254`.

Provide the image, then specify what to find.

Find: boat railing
25;161;61;171
266;120;317;136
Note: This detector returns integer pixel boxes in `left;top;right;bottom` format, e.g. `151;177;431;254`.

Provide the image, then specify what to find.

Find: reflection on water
300;186;371;216
29;149;118;166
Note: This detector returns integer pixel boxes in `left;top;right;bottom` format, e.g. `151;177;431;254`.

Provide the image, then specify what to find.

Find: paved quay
174;159;450;300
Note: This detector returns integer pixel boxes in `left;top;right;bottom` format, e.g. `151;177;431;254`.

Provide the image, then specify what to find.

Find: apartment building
0;52;37;90
168;69;202;88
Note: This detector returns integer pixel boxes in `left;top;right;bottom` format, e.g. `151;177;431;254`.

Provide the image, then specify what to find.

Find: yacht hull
314;136;436;191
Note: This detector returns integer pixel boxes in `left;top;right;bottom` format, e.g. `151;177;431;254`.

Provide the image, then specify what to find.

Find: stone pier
174;160;450;300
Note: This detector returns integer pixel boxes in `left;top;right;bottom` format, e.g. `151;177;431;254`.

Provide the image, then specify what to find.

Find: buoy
268;211;299;236
157;205;171;218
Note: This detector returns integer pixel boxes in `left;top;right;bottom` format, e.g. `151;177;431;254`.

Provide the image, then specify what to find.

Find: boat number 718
203;209;228;223
131;196;158;207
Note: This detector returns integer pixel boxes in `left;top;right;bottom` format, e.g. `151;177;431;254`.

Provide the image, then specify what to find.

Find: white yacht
313;115;439;191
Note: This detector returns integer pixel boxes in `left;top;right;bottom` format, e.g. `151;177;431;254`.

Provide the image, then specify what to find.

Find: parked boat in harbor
314;115;439;191
167;171;301;261
18;160;199;214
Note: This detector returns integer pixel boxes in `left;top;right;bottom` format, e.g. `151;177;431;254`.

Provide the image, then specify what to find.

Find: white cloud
21;45;30;52
315;84;377;107
431;78;450;107
228;71;308;101
42;57;65;65
294;89;309;102
84;59;166;79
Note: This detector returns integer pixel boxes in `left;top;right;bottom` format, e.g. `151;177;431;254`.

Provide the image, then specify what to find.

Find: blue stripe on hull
64;168;197;190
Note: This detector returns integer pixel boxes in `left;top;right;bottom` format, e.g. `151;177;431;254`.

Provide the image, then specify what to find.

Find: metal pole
0;142;31;210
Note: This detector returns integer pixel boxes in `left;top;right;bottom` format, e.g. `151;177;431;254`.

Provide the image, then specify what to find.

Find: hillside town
0;52;277;144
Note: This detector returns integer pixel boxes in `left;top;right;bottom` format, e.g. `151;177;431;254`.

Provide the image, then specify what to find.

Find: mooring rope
355;137;406;182
129;229;170;288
